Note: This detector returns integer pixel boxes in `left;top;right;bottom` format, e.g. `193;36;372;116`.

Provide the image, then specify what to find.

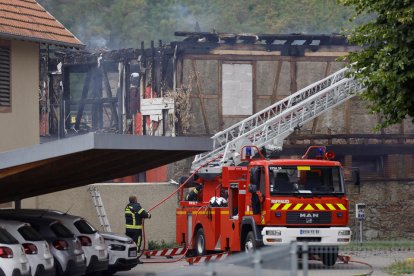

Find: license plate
129;250;137;257
22;263;28;271
299;229;320;235
46;258;53;265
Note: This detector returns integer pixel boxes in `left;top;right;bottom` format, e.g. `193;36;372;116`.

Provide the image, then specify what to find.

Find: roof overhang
0;33;85;49
0;133;212;204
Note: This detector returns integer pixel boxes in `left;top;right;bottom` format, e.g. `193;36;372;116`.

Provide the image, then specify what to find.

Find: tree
341;0;414;128
39;0;357;49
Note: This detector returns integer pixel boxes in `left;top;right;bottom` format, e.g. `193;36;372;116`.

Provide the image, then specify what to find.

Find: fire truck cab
176;146;353;266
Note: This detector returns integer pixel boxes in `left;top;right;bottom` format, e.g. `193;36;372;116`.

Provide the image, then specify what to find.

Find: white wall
0;40;39;152
24;183;179;244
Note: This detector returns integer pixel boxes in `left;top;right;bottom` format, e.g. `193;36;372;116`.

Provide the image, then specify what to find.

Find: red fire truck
176;146;357;266
176;67;362;265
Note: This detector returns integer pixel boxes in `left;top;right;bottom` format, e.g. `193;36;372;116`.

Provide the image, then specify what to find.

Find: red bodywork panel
176;159;349;252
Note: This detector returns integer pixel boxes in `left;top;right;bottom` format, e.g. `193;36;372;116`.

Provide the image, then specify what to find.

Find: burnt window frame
0;40;11;113
351;155;385;178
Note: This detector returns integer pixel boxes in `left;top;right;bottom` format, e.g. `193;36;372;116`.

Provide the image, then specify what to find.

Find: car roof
0;213;59;225
0;209;83;221
0;218;29;228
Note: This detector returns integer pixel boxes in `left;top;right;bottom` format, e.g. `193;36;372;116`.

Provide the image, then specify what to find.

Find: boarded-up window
222;63;252;116
0;45;10;112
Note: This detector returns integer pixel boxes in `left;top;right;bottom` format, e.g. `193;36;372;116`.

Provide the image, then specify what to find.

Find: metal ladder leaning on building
191;66;365;174
88;185;112;232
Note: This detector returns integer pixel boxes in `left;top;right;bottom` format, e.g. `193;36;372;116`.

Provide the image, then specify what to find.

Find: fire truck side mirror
352;169;361;186
248;184;257;193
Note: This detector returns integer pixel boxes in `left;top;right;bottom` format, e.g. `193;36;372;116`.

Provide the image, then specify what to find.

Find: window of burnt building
351;155;385;179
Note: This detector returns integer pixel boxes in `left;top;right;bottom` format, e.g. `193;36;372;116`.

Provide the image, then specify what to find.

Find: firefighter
186;184;202;201
125;195;151;258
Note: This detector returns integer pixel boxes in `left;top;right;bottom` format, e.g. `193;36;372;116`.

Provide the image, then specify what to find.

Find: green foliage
37;0;359;49
147;239;177;250
340;0;414;128
386;258;414;275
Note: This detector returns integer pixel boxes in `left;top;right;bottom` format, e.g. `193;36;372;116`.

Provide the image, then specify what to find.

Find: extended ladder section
88;185;112;232
192;67;364;174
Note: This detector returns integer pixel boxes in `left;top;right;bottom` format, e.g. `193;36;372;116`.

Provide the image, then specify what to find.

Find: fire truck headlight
266;230;281;236
338;230;351;236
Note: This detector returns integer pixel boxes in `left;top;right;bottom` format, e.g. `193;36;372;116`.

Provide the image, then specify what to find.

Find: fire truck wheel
244;231;257;253
195;228;206;256
320;252;338;266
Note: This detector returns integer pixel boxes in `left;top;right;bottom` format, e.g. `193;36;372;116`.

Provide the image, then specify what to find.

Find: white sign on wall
222;63;253;116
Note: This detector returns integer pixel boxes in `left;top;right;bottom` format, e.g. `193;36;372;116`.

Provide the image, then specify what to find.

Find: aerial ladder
192;66;364;175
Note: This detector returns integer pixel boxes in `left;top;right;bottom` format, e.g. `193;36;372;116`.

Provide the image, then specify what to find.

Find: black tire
321;252;338;266
195;228;206;256
244;231;257;253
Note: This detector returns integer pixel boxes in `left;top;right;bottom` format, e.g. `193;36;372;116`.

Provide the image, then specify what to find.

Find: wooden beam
271;61;282;104
192;59;210;135
74;70;92;130
311;61;332;134
252;61;257;113
218;59;223;130
290;58;297;94
101;65;119;129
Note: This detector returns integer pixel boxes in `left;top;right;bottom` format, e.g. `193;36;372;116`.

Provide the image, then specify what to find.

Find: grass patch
342;240;414;251
385;258;414;275
147;240;178;250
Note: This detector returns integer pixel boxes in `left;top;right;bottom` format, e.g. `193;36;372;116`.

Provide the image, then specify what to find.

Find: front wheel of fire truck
320;252;338;266
195;228;206;256
244;231;257;253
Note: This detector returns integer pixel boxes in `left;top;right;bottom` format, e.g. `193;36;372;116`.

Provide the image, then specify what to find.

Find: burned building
39;32;414;239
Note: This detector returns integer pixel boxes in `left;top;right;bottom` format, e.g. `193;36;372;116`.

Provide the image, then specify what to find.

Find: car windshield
269;165;344;195
50;222;74;238
18;225;44;241
0;228;19;244
74;219;97;234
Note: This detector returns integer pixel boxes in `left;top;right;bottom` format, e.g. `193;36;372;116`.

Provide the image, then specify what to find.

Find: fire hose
136;155;223;263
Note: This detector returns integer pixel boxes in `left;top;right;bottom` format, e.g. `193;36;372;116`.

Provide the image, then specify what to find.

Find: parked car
0;214;86;276
0;219;54;276
100;232;139;275
11;210;109;275
0;226;30;276
16;209;108;273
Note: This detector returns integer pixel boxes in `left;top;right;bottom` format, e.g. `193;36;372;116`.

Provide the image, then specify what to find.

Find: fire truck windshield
269;166;344;195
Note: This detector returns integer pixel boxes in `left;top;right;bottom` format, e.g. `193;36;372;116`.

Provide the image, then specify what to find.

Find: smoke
44;0;359;50
170;4;218;33
73;24;109;49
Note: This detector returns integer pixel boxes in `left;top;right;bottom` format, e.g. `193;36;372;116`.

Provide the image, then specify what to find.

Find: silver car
0;214;86;276
19;210;109;275
0;219;54;276
0;226;30;276
100;232;139;276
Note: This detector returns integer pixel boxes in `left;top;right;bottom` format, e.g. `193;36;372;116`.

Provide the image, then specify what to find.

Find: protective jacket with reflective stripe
125;202;150;230
186;185;202;201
